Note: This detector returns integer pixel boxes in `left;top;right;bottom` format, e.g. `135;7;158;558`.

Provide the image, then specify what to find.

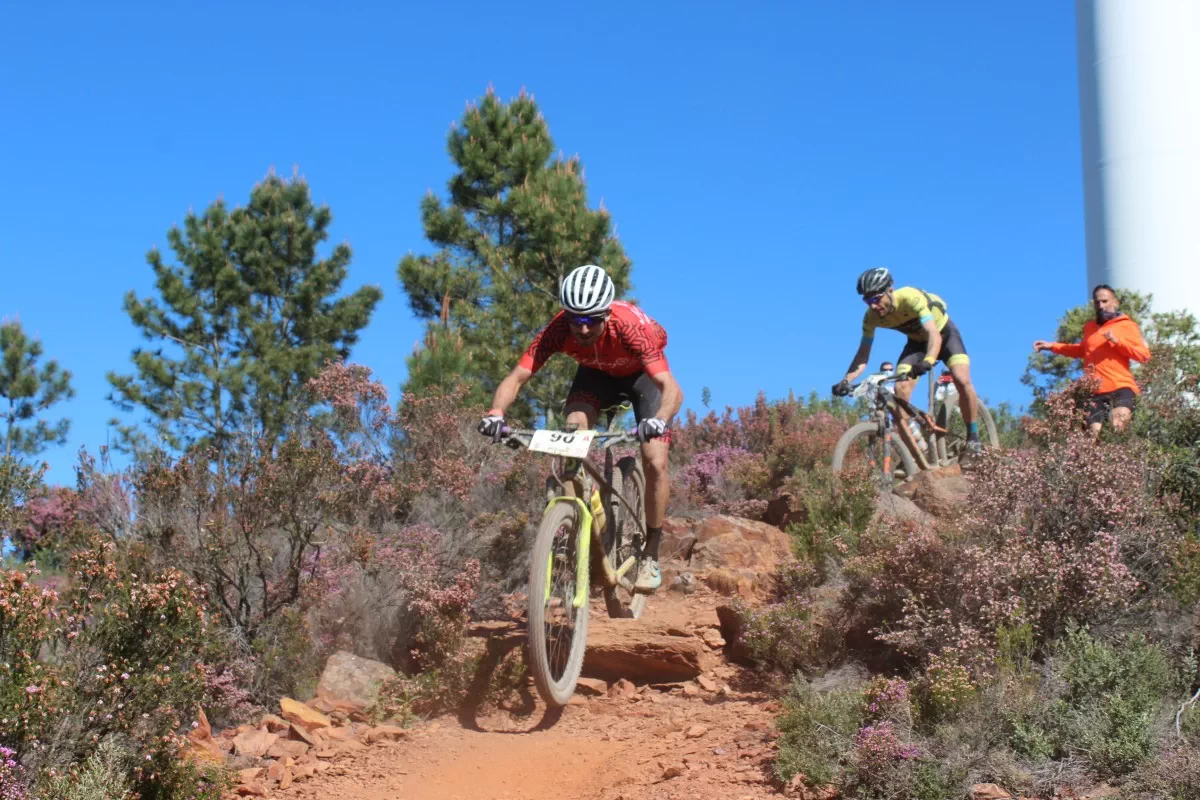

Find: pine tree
108;171;382;458
402;293;487;403
398;87;632;421
0;320;74;460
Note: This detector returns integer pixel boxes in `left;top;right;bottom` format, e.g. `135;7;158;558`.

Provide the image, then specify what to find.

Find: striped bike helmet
559;264;615;315
856;267;893;296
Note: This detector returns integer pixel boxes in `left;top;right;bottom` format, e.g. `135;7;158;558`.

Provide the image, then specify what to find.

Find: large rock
872;491;934;526
316;651;397;714
895;465;970;518
582;606;713;683
659;519;698;562
583;628;705;683
661;515;794;599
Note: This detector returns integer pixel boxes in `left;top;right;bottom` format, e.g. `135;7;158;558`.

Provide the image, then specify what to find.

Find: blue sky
2;1;1086;486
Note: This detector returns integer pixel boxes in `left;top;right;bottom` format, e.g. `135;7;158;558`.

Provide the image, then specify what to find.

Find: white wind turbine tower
1075;0;1200;315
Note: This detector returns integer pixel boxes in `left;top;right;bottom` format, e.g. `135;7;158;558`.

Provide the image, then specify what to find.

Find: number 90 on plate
528;429;597;458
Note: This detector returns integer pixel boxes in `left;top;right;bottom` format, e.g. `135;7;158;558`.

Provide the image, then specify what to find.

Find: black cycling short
896;319;970;373
1086;388;1137;426
565;366;661;426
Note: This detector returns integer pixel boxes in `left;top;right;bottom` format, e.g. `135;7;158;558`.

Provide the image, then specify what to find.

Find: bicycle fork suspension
543;496;593;610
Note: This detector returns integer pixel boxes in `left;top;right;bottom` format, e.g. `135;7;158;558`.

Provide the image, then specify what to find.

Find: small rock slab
232;728;277;758
281;697;332;731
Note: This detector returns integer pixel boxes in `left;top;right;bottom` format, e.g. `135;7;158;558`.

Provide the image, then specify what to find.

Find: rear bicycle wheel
527;501;591;707
831;421;918;488
603;456;648;620
934;397;1000;464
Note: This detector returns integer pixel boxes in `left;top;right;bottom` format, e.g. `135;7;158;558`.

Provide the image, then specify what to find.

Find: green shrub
999;627;1181;778
783;463;875;572
729;560;843;675
39;738;134;800
774;681;863;786
0;533;218;799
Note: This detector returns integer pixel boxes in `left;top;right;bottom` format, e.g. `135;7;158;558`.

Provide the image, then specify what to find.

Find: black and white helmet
856;267;893;296
559;264;615;315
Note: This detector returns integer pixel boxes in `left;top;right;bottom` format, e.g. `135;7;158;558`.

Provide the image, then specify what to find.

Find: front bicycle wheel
527;501;591;707
831;421;918;488
603;456;648;620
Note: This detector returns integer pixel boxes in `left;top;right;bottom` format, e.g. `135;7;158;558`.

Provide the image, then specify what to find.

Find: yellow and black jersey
861;287;950;343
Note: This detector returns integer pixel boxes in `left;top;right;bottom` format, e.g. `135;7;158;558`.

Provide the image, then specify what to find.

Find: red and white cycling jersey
518;301;670;378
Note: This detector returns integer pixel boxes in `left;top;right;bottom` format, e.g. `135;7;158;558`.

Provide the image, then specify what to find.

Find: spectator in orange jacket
1034;285;1151;438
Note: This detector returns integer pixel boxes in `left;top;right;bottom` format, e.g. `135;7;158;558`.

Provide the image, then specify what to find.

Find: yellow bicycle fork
541;486;638;609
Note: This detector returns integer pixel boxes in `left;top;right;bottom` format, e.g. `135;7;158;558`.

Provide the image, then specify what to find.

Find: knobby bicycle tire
603;456;648;620
934;398;1000;464
527;501;591;707
831;421;918;486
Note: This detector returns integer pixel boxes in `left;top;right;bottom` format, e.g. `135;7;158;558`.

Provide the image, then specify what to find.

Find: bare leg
640;438;670;531
948;361;978;429
1110;405;1132;433
563;403;598;432
637;435;670;591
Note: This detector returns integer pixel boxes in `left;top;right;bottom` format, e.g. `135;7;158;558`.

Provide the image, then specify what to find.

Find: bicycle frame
502;428;647;607
858;376;946;471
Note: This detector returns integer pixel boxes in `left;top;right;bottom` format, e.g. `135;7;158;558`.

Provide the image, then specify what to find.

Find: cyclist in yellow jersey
832;267;984;453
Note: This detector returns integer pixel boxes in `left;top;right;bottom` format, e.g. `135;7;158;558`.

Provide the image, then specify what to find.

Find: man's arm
1047;341;1085;358
487;366;534;416
842;339;873;383
1103;322;1152;363
649;370;683;423
921;318;942;362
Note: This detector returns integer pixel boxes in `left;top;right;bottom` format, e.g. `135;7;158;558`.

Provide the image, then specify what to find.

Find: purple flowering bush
669;392;856;518
776;678;962;799
0;746;27;800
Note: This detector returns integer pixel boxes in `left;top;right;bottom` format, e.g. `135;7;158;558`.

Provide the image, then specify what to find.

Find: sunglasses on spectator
568;313;609;326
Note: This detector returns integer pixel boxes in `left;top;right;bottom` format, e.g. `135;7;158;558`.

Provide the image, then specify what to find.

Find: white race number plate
527;429;596;458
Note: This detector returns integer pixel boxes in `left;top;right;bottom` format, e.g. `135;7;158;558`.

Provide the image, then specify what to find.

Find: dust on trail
283;593;785;800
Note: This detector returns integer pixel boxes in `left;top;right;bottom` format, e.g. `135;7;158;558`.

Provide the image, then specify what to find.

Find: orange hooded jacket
1049;314;1150;394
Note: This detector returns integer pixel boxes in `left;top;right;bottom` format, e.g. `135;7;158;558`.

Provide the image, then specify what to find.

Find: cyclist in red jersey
478;265;683;593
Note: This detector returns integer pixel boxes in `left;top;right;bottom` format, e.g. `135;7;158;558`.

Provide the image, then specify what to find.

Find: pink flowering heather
863;677;912;725
307;360;395;462
852;721;920;774
844;382;1182;671
395;382;487;505
670;392;856;515
0;746;27;800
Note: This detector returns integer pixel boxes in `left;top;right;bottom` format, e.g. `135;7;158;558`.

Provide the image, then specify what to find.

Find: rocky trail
196;472;979;800
196;514;812;800
284;591;786;800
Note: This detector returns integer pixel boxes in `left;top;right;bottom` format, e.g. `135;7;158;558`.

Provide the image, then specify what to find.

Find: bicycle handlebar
497;426;639;447
847;373;915;391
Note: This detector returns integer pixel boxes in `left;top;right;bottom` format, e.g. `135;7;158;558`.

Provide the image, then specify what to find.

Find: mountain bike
497;424;650;707
831;373;999;485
